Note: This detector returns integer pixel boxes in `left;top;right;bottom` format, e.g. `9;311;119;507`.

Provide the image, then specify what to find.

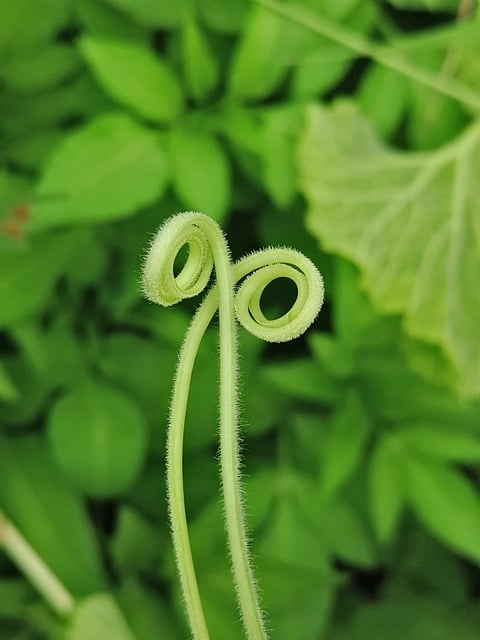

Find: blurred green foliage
1;0;480;638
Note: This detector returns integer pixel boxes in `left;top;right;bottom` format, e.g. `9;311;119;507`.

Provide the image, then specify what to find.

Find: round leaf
47;381;148;498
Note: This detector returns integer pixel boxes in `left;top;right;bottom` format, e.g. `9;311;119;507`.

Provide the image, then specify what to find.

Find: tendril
142;212;324;640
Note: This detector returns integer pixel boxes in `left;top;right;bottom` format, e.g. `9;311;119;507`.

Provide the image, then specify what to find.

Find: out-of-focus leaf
197;0;249;33
33;113;169;230
3;75;113;140
0;362;19;402
0;580;32;619
320;391;371;498
116;579;183;640
168;127;231;222
257;558;336;640
358;65;409;139
399;423;480;461
0;436;106;595
0;0;69;54
110;507;159;575
309;332;355;380
79;37;183;123
228;5;294;100
181;17;219;101
388;0;459;9
7;130;63;173
258;472;330;571
102;0;186;28
325;498;378;567
329;594;480;640
299;102;480;397
391;529;468;604
68;593;136;640
368;436;404;543
3;44;81;93
262;358;342;404
400;453;480;563
259;105;302;208
47;380;148;498
75;0;148;40
0;230;83;326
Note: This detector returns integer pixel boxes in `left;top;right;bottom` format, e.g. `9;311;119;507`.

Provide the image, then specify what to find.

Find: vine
142;211;324;639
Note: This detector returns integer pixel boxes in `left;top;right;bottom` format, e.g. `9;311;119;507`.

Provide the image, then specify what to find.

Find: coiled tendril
142;212;324;640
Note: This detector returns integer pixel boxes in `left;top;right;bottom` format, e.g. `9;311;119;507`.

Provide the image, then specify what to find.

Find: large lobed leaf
298;102;480;397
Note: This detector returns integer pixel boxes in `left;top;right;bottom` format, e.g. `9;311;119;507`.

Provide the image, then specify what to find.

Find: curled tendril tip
141;211;324;640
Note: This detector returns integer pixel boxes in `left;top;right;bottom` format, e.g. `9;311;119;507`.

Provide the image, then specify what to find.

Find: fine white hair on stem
141;211;324;640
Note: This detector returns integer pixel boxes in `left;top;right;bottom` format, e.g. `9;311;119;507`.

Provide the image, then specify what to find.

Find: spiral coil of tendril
142;211;324;640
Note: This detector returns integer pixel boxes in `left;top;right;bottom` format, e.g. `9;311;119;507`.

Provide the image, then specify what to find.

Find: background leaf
79;37;183;123
33;113;169;230
400;453;480;563
47;380;148;498
0;436;106;595
299;102;480;397
168;127;231;222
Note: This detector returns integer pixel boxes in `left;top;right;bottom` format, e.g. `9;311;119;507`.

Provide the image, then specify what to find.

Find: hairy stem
142;212;324;640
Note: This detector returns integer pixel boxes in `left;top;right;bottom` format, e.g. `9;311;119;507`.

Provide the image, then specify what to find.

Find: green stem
255;0;480;112
0;509;75;617
142;213;324;640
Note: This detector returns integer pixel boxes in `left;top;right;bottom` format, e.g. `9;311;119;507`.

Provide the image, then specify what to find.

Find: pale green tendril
142;212;324;640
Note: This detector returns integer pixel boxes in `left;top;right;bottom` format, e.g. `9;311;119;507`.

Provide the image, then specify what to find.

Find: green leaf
197;0;249;33
321;391;371;498
259;105;302;208
257;558;335;640
0;361;19;402
47;380;148;498
358;65;409;139
329;594;480;640
7;130;63;173
68;593;137;640
79;36;183;123
99;332;176;436
400;453;480;563
102;0;185;28
181;17;219;101
309;332;355;380
0;579;32;619
368;437;404;543
299;102;480;397
291;42;352;98
0;0;68;54
116;579;183;640
168;127;231;222
75;0;149;40
33;113;169;230
258;472;330;572
326;498;378;567
2;44;81;93
0;435;106;595
399;423;480;462
110;507;159;575
262;358;341;404
388;0;458;9
0;231;83;327
228;5;293;100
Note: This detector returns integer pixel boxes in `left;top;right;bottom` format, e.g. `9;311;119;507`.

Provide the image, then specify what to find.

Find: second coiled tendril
142;212;324;640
